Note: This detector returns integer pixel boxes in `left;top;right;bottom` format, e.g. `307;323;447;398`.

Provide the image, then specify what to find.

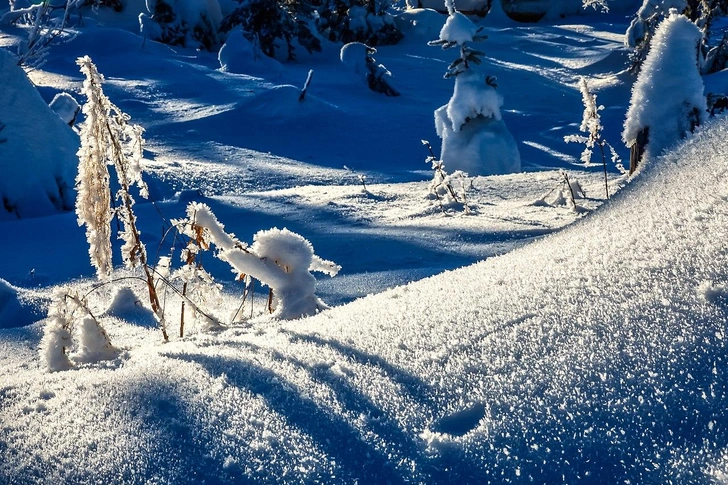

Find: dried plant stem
180;282;187;338
598;143;610;199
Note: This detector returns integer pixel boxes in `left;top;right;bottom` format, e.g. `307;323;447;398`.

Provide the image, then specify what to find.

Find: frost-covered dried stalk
76;56;167;341
564;77;620;198
180;202;340;319
41;287;118;372
166;241;222;336
422;140;470;213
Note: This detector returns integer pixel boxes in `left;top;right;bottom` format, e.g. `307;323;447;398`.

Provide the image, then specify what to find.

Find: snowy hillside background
2;0;728;482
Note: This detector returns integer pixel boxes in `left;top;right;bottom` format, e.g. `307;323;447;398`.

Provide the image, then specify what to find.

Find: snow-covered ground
2;2;728;483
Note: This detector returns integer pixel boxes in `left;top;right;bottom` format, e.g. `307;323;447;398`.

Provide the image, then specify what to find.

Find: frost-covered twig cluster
422;139;471;214
564;77;622;198
178;202;340;320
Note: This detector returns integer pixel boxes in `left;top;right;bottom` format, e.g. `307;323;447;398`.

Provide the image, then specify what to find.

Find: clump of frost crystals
179;203;340;320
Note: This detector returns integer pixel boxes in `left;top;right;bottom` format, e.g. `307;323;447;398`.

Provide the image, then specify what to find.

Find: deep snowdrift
1;114;727;483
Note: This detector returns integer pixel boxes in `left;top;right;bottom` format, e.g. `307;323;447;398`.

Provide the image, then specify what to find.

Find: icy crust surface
2;117;728;483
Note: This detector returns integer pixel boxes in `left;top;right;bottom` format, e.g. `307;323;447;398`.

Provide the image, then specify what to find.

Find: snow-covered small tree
625;0;688;72
564;77;622;198
220;0;322;61
340;41;399;96
180;202;340;320
623;12;706;174
75;56;169;340
316;0;403;46
429;0;520;177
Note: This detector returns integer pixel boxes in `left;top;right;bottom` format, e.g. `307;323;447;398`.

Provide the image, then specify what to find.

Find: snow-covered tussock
41;288;119;372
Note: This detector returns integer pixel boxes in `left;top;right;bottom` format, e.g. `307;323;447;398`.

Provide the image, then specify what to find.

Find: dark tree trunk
629;127;649;175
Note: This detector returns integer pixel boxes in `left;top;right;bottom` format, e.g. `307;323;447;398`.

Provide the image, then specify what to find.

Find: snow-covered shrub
0;49;77;220
317;0;403;47
179;202;340;320
625;0;687;72
49;92;80;127
41;287;119;372
429;1;520;177
422;139;471;213
76;56;169;340
1;0;72;70
622;12;706;174
218;26;284;76
220;0;322;61
564;77;623;198
138;0;223;50
702;31;728;74
340;41;399;96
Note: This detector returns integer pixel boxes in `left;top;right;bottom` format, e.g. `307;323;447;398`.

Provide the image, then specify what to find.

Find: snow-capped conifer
139;0;223;50
623;12;706;173
429;0;520;176
180;202;340;320
220;0;322;61
625;0;687;72
317;0;403;47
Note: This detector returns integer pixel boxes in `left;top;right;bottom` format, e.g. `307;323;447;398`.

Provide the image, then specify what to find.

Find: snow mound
393;8;446;41
218;27;283;77
104;286;157;326
3;116;728;482
238;84;341;119
0;279;43;329
0;49;78;219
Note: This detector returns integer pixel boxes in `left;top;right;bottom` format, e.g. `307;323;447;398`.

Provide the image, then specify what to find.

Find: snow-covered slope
2;115;727;483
